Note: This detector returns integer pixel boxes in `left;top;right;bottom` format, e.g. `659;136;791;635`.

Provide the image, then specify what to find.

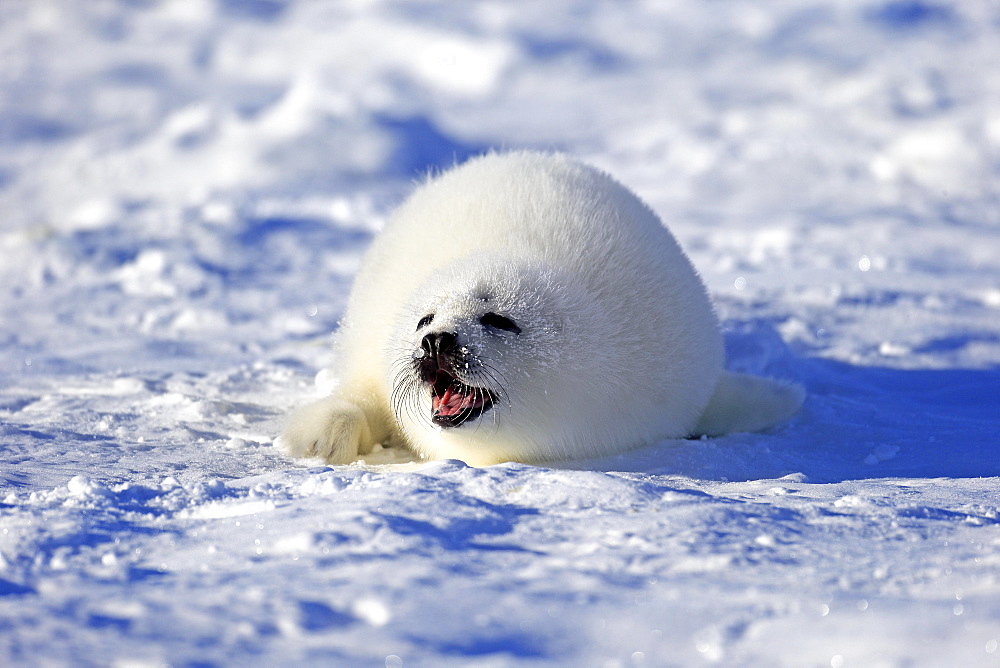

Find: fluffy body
280;152;802;466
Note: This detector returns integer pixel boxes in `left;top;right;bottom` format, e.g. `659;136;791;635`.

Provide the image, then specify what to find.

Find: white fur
280;151;802;466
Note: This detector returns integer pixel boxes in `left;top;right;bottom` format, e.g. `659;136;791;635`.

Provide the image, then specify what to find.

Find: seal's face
414;311;521;428
387;260;572;439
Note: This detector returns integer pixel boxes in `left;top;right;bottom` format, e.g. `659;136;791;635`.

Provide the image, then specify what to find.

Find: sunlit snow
1;1;999;665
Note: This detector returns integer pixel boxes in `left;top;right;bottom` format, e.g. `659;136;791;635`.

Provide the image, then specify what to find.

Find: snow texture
1;1;999;665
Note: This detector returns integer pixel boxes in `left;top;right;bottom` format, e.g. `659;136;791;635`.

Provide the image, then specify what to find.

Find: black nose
421;331;458;357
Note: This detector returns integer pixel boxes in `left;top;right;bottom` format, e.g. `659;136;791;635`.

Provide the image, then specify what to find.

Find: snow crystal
353;598;392;627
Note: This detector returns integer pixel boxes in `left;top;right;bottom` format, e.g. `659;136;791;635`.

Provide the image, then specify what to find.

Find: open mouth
429;369;495;428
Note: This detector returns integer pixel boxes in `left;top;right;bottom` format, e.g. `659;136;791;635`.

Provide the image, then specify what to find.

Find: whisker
389;365;413;423
480;364;511;414
472;385;484;435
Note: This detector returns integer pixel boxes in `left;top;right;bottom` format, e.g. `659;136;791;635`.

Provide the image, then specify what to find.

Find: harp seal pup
279;151;803;466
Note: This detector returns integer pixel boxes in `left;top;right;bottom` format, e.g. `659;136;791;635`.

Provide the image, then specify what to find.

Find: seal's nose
421;331;458;358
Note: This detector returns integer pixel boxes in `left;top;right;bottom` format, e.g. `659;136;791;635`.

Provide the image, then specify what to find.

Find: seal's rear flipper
693;372;804;437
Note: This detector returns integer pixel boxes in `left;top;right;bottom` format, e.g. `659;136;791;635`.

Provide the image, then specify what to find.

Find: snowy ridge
2;0;1000;665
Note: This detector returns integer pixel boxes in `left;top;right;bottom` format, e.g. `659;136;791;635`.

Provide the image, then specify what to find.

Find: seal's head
385;257;618;464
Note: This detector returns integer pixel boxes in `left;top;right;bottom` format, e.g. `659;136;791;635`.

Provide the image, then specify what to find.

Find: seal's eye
480;312;521;335
416;314;434;331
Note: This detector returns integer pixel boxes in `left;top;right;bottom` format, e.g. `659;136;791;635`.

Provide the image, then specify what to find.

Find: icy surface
2;1;999;665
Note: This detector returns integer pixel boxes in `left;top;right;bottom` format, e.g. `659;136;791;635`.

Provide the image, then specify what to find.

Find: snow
1;0;999;665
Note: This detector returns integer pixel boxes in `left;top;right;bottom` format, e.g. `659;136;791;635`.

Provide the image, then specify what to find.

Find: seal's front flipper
693;372;804;437
278;396;373;464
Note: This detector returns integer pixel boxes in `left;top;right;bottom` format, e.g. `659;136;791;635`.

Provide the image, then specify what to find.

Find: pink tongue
433;385;478;417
